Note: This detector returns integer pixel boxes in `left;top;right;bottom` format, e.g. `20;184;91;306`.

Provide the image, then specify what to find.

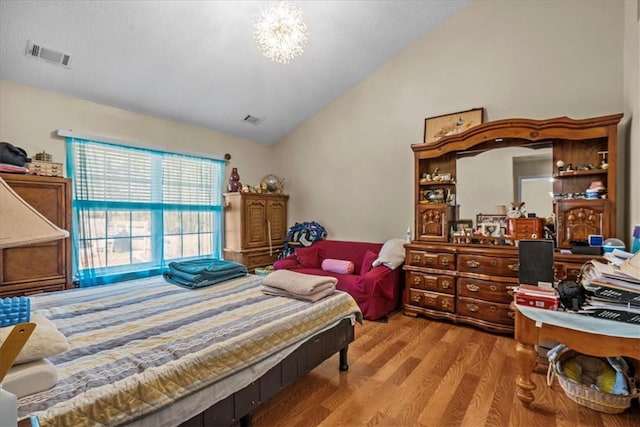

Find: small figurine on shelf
556;160;565;174
507;201;526;219
598;150;609;169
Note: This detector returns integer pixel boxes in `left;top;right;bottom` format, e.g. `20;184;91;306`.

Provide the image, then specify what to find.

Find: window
66;137;225;286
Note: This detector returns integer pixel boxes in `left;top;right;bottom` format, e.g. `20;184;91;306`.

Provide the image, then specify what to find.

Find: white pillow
0;313;69;365
372;238;406;270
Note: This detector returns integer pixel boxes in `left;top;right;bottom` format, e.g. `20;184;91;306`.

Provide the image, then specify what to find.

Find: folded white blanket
261;283;336;302
262;270;338;295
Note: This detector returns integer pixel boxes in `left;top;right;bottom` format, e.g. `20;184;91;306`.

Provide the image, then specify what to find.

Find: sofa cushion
372;238;406;270
360;250;378;276
296;246;321;268
321;259;354;274
313;240;382;273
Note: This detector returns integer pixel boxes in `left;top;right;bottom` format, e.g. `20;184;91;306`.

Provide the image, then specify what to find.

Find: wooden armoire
223;192;288;272
0;173;72;296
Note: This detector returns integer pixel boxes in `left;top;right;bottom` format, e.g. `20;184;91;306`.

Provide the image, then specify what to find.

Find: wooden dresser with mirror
404;114;622;333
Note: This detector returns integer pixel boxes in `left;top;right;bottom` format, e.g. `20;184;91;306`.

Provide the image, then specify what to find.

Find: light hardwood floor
251;311;640;427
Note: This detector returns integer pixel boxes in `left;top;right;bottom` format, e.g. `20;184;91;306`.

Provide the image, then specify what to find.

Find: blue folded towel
168;259;246;275
163;259;248;289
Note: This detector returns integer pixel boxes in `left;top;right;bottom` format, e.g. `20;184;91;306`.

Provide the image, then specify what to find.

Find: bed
16;274;362;427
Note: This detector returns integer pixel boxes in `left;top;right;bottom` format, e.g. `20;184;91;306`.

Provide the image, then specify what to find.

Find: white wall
623;0;640;245
0;80;275;190
274;0;626;243
1;1;635;247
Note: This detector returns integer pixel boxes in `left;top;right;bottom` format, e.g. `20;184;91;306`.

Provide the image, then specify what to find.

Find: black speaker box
518;239;555;285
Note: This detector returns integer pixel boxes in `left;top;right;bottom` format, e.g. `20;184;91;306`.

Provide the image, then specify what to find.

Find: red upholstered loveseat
273;240;404;320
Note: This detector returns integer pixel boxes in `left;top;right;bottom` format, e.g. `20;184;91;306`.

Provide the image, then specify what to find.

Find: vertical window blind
66;137;225;286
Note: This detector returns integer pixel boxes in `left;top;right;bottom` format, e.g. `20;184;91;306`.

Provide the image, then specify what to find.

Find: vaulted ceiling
0;1;467;144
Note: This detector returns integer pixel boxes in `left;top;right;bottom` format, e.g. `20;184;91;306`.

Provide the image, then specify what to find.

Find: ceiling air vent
242;114;264;126
26;41;71;68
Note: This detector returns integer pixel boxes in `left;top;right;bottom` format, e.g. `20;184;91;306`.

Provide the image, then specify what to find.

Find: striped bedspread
17;275;362;427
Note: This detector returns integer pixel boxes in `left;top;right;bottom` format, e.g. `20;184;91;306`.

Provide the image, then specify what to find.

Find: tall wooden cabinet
405;114;622;333
0;173;72;297
223;193;288;272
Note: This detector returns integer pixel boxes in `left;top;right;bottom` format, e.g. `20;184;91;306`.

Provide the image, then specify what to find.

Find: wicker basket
547;346;639;414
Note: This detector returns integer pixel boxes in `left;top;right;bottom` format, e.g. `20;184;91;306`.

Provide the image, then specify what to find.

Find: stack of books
579;259;640;324
514;284;560;310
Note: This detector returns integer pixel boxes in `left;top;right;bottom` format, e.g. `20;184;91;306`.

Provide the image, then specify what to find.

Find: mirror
456;146;553;224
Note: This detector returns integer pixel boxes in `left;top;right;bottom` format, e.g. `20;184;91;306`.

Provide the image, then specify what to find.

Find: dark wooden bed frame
179;318;355;427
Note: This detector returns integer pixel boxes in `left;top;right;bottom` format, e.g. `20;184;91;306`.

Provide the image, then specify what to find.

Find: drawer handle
426;258;435;264
413;255;421;263
441;280;451;289
466;260;480;268
490;285;498;291
441;258;449;266
466;283;479;292
507;289;514;296
490;260;497;266
508;263;519;271
441;299;451;308
413;276;421;285
508;311;515;319
467;303;479;312
412;294;422;303
489;305;497;312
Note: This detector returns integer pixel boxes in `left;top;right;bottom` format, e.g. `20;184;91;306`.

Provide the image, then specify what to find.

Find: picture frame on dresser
476;214;507;229
455;219;473;232
480;223;504;237
423;107;484;145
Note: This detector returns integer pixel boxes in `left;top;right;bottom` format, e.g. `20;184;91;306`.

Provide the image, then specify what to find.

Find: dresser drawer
246;251;279;269
407;250;455;270
407;271;455;295
457;278;514;304
408;289;455;313
458;254;519;277
457;297;514;325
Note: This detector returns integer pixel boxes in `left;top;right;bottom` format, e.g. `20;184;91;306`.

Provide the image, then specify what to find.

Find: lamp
253;1;308;64
0;176;69;427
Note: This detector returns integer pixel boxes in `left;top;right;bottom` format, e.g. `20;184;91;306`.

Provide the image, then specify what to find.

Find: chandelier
253;1;308;64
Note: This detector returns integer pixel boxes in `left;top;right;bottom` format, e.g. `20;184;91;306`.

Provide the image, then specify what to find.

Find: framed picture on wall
424;108;484;144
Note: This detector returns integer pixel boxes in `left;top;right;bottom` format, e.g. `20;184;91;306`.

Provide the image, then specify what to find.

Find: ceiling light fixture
253;1;308;64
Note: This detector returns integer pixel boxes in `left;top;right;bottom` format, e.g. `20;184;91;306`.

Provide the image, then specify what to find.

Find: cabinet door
416;204;449;241
555;200;610;249
243;198;268;248
266;198;287;243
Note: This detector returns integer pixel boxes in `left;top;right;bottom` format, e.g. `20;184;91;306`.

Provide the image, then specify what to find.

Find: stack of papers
579;260;640;324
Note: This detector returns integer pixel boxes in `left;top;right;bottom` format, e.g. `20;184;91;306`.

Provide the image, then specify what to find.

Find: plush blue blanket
163;259;248;288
